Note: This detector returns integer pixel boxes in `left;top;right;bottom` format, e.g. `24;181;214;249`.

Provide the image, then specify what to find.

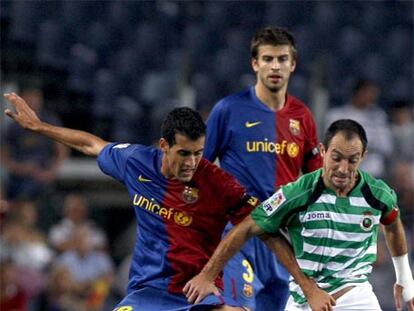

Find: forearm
383;219;408;257
264;235;316;297
201;216;261;280
36;121;108;157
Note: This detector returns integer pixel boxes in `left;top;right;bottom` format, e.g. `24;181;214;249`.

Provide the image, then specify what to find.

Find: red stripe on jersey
275;95;322;187
380;207;399;225
163;159;251;294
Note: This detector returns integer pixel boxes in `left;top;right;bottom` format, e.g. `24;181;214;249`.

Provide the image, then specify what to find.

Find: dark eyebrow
332;149;360;158
178;148;204;154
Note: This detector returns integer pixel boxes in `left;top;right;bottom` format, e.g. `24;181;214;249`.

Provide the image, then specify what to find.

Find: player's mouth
181;169;195;177
268;74;282;83
332;174;348;184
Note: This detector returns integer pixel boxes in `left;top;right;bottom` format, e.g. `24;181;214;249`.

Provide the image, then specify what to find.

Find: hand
394;283;414;311
306;286;336;311
183;273;220;304
4;93;42;130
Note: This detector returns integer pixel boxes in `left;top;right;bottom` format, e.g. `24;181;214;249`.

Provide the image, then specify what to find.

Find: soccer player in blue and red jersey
3;93;265;311
203;26;323;310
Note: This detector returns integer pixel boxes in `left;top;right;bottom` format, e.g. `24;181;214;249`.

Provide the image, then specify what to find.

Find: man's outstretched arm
183;215;261;303
183;215;335;310
4;93;109;157
264;235;336;311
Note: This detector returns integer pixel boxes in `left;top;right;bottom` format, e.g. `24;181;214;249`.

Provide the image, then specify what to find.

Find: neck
323;172;360;197
160;155;170;178
255;83;287;111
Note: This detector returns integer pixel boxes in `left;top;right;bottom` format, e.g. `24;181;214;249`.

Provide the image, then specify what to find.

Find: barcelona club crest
182;186;199;203
289;119;301;136
243;284;254;297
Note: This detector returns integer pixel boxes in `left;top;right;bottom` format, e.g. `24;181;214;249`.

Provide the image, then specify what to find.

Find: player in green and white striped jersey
184;119;414;311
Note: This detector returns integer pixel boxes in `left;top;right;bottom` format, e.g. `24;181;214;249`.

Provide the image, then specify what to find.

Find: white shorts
285;282;382;311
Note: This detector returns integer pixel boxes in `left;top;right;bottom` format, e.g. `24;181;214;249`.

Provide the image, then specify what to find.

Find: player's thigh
255;279;289;311
334;283;381;311
223;250;263;309
284;296;312;311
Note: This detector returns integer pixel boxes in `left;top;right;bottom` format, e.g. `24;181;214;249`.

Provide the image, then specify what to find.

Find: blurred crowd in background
0;1;413;311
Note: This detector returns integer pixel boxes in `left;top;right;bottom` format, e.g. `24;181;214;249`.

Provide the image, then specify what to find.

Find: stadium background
0;1;412;311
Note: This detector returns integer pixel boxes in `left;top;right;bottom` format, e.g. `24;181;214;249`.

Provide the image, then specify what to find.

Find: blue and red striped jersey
97;143;256;294
205;87;322;201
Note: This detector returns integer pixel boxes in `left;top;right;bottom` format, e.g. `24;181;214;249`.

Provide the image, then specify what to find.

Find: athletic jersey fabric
205;87;322;199
98;143;256;295
252;169;399;304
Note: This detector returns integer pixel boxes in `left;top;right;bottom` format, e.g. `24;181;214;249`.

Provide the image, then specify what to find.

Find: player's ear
159;138;169;152
290;58;296;73
251;57;259;73
319;143;326;158
361;149;367;161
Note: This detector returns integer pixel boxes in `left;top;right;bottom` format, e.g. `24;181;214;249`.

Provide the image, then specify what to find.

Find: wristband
392;254;414;302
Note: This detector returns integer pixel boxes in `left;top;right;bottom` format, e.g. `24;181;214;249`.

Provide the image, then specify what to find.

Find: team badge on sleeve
262;189;286;216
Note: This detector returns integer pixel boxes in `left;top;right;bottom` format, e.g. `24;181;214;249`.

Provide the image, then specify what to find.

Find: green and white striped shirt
252;169;398;304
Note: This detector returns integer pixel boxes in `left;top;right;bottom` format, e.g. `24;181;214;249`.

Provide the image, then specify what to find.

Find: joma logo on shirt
246;139;299;157
304;212;331;221
133;194;192;226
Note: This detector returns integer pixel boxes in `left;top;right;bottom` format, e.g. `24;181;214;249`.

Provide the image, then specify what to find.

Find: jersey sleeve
379;186;399;225
302;110;322;173
97;143;138;183
251;188;292;233
209;163;258;224
204;100;231;162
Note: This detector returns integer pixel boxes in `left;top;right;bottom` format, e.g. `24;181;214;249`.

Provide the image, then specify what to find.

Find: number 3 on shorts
242;259;254;283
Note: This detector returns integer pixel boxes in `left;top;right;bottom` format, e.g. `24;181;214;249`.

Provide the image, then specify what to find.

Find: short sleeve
204;100;231;162
251;188;291;234
379;187;399;225
97;143;138;183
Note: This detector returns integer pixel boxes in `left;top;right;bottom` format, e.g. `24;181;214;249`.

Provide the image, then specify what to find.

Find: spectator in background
43;265;88;311
0;202;54;303
388;162;414;224
48;193;108;253
389;100;414;162
54;224;114;311
0;259;29;311
325;79;393;178
0;87;68;207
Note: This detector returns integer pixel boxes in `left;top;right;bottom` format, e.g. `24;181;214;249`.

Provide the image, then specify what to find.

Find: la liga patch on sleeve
262;189;286;216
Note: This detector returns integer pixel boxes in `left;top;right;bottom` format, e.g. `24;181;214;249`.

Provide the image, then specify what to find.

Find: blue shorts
223;225;290;311
112;286;242;311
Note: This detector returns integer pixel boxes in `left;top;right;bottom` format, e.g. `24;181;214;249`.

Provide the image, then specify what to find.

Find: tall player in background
204;26;323;310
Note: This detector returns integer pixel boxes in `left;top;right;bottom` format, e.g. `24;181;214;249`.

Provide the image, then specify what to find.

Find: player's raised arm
4;93;109;157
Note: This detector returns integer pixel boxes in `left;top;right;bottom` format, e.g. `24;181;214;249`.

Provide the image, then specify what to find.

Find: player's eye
279;55;289;62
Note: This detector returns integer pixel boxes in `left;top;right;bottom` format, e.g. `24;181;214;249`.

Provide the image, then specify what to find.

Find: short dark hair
323;119;368;153
161;107;206;146
251;26;297;60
